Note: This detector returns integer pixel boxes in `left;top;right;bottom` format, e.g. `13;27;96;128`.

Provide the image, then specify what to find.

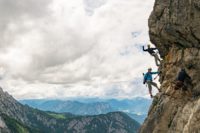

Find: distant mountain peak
0;87;140;133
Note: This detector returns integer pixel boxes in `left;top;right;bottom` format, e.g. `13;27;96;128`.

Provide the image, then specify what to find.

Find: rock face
140;0;200;133
149;0;200;58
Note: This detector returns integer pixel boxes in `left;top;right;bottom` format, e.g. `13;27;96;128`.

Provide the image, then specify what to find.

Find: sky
0;0;158;100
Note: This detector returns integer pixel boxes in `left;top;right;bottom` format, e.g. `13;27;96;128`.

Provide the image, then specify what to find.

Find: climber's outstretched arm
152;48;157;50
151;72;159;75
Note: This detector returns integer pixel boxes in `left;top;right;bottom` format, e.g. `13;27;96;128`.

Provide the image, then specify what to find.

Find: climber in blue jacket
143;68;161;98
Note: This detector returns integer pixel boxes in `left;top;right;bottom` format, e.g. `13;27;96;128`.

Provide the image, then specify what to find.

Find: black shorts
174;81;184;90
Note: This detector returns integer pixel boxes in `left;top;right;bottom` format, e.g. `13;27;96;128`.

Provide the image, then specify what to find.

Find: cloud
84;0;107;15
0;0;157;99
0;0;52;49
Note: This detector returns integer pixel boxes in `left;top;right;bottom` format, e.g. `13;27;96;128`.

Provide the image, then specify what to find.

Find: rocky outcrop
0;116;10;133
149;0;200;58
140;0;200;133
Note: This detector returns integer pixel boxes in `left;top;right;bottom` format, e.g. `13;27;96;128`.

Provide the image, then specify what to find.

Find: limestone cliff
140;0;200;133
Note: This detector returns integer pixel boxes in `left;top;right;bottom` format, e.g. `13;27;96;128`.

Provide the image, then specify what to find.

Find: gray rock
140;0;200;133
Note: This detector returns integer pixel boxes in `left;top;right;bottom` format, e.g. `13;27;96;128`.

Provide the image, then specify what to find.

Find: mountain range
20;97;152;123
0;87;140;133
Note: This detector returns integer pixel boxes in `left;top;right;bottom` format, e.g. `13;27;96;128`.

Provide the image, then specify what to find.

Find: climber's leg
155;53;161;62
151;81;161;92
147;81;153;98
152;53;160;66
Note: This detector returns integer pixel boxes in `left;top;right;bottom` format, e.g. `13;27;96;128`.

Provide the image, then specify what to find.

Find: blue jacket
144;72;158;82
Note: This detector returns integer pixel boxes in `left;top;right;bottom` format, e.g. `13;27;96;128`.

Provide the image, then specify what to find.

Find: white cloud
0;0;158;99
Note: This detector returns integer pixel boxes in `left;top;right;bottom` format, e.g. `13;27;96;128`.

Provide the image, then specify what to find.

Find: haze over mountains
20;97;152;123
